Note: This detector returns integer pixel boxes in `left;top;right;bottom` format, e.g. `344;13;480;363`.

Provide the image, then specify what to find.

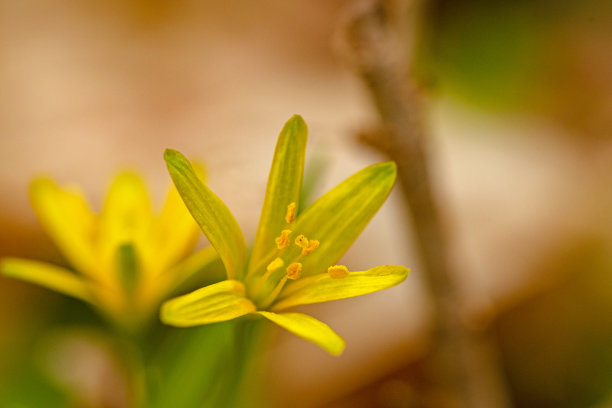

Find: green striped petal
164;149;246;280
29;178;97;275
272;265;409;311
248;115;307;275
258;311;345;356
292;162;397;276
0;258;93;303
160;280;255;327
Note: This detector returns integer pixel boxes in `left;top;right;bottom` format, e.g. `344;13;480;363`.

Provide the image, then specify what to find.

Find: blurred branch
339;1;510;406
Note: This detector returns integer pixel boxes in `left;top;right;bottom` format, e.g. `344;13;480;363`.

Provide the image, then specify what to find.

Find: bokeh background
1;0;611;407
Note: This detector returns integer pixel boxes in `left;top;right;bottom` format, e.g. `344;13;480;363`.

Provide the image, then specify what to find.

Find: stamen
266;257;284;273
286;262;302;280
285;202;297;224
275;229;292;249
301;239;319;256
328;265;349;279
294;234;309;249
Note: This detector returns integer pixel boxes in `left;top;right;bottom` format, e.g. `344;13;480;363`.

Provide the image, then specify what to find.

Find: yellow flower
160;115;409;355
0;172;215;329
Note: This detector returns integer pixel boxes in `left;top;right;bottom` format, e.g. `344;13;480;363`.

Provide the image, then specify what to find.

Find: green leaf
258;311;345;356
292;161;397;276
272;265;409;311
160;280;256;327
164;149;246;280
248;115;307;275
0;258;93;303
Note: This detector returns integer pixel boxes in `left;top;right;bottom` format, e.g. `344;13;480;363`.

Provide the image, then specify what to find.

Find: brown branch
339;1;511;407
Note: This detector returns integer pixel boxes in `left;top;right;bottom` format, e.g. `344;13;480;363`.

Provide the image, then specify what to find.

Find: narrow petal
160;280;256;327
292;162;397;276
258;311;345;356
0;258;93;303
29;177;97;275
272;265;409;311
164;149;246;280
98;172;154;277
248;115;307;274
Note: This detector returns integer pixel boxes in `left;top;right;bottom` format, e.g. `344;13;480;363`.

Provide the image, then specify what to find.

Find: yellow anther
301;239;319;256
294;234;309;249
275;229;292;249
285;202;297;224
266;257;284;273
328;265;349;279
286;262;302;280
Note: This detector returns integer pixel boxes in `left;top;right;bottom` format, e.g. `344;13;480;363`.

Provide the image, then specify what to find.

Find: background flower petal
29;177;97;276
98;172;154;279
0;258;93;303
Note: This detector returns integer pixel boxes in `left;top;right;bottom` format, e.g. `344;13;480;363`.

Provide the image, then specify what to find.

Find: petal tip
284;114;308;137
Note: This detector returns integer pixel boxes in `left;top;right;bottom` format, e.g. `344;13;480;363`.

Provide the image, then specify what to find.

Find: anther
328;265;349;279
275;229;292;249
301;239;319;256
285;202;297;224
286;262;302;280
294;234;309;249
266;257;284;273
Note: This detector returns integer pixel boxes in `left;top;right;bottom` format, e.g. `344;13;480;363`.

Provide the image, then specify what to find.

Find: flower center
250;202;348;309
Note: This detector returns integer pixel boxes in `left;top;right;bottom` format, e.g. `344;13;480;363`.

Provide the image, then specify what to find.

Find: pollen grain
328;265;349;279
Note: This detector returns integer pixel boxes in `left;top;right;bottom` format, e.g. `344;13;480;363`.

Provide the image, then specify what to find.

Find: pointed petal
29;177;97;275
272;265;409;311
293;162;397;276
164;149;246;280
248;115;307;274
258;311;345;356
0;258;93;303
153;185;201;273
160;280;256;327
98;172;154;277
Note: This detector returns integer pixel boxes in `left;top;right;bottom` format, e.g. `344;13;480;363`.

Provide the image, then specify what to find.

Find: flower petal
164;149;246;280
29;177;97;275
160;280;256;327
0;258;93;303
248;115;307;275
272;265;409;311
162;246;220;293
258;311;345;356
153;185;201;273
293;162;397;276
98;172;154;269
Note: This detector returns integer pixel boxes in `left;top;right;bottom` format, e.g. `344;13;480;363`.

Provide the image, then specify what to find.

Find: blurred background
1;0;611;407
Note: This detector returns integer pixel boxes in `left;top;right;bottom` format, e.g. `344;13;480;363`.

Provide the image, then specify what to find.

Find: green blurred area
418;0;612;132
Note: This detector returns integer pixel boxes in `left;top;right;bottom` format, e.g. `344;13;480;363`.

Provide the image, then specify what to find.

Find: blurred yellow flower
1;172;215;330
161;115;409;355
